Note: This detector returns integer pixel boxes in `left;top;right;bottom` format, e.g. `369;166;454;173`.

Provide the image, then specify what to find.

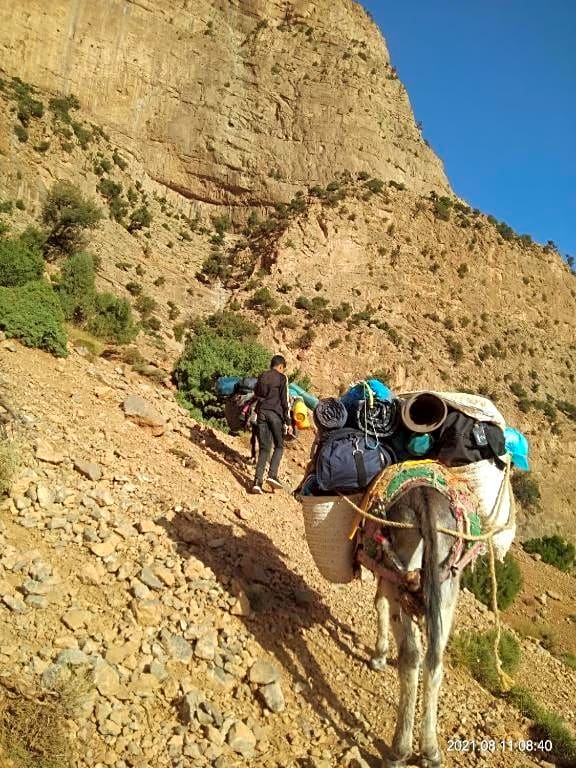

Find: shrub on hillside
127;206;152;233
42;181;103;257
511;472;541;510
0;280;68;356
202;311;259;341
87;293;137;344
450;629;520;693
56;252;96;323
173;330;270;426
0;236;44;287
523;535;575;572
460;553;522;610
506;687;576;764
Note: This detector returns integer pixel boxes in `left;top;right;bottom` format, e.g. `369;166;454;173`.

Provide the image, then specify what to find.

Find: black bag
315;428;396;493
224;391;255;434
235;377;258;395
433;411;505;467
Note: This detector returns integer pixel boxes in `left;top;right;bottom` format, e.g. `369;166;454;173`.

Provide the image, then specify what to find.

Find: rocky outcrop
0;0;450;208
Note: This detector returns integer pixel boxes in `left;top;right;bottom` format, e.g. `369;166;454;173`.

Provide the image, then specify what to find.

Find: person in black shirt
251;354;292;493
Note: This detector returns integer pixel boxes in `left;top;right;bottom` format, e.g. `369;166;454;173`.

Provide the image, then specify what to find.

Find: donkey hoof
382;755;410;768
421;750;444;768
369;655;387;672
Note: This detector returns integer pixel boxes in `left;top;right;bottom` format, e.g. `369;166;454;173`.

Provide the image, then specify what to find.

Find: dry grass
0;440;18;496
0;671;93;768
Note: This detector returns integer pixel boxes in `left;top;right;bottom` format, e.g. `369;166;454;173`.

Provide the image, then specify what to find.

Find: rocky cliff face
0;0;450;209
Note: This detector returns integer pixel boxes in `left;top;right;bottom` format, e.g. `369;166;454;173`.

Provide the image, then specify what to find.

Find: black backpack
224;391;256;434
433;411;505;467
315;428;396;493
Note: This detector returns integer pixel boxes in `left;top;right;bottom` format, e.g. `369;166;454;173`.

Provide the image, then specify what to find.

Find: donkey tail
419;487;442;670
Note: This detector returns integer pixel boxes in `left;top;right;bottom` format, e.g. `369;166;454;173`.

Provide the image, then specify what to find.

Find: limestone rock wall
0;0;450;207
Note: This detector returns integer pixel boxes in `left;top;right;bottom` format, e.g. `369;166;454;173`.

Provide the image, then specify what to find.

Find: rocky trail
1;340;575;768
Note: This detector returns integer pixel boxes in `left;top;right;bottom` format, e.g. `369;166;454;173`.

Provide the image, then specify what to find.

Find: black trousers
255;410;284;484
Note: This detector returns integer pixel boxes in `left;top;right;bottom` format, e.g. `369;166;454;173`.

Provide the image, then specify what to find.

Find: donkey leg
385;611;422;767
420;582;459;767
370;577;390;671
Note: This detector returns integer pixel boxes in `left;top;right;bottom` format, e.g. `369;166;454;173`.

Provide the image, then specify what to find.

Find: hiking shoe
267;477;283;490
251;484;264;494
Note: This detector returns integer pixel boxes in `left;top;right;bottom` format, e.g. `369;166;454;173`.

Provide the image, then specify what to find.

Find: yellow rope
340;462;516;691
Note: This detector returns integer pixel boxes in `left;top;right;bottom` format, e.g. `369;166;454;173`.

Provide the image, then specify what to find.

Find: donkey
368;485;461;768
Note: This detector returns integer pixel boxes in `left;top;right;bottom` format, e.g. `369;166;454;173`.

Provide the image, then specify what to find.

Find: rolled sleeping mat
401;392;448;433
355;397;400;439
313;397;348;431
289;382;319;410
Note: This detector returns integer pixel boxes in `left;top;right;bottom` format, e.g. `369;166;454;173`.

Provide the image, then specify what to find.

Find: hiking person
251;354;292;493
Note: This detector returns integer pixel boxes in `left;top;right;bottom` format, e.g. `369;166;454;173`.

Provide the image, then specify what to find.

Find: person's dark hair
270;354;286;369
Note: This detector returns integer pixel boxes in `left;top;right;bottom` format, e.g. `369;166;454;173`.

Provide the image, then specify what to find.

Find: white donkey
367;485;461;768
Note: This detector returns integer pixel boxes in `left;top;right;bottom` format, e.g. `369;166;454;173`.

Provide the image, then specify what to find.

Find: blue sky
359;0;576;259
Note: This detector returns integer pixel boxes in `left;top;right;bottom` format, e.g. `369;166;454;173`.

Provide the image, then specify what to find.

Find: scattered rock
249;658;279;685
227;721;256;757
73;459;103;482
35;441;66;465
139;565;164;590
93;658;121;698
123;395;166;435
161;630;193;664
3;594;27;613
61;608;92;631
195;630;218;661
259;681;285;713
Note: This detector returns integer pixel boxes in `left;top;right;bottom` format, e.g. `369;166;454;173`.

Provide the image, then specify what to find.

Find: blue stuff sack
315;428;396;493
341;379;394;408
216;376;240;398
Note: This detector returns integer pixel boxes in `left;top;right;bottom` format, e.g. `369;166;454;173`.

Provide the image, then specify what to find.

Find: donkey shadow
159;508;391;761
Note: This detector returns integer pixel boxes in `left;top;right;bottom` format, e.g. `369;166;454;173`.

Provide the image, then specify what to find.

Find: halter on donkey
346;461;500;768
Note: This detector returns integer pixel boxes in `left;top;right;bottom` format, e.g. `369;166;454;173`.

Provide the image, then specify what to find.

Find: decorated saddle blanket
355;460;484;581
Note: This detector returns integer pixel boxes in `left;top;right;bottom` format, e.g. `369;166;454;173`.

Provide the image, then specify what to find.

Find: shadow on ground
159;505;392;763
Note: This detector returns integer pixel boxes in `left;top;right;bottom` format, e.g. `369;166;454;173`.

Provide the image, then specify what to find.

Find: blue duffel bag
315;428;396;493
216;376;240;398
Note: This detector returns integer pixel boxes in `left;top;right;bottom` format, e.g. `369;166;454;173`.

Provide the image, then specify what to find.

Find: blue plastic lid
504;426;530;471
407;433;433;456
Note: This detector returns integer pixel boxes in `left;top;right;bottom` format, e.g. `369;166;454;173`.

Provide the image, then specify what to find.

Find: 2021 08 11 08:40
447;738;553;753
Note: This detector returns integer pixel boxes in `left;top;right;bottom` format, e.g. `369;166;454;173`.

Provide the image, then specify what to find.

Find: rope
339;460;516;691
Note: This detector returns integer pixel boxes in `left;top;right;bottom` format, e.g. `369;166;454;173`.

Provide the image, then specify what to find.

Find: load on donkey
297;381;528;767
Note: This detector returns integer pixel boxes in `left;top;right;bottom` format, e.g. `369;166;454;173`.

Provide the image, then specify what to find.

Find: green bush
49;94;80;123
249;287;277;311
0;236;44;287
87;292;136;344
0;441;19;496
523;535;575;572
126;281;142;296
450;629;520;693
433;197;452;221
460;553;522;610
134;295;157;319
0;280;68;356
56;252;96;322
14;124;28;143
112;151;127;170
202;311;259;341
127;206;152;233
365;178;384;194
511;472;541;510
506;686;576;764
42;181;103;257
173;331;270;426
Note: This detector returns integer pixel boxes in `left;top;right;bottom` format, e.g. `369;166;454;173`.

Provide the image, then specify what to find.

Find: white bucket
300;494;362;583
